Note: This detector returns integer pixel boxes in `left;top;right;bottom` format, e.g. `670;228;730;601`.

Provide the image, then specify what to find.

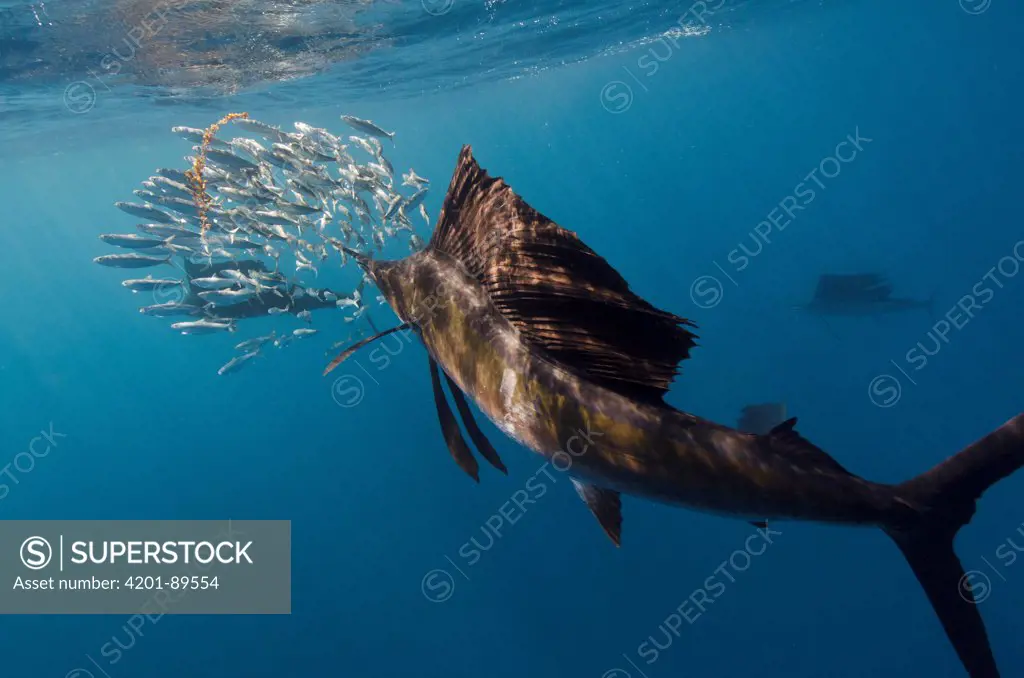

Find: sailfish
796;273;934;316
326;146;1024;678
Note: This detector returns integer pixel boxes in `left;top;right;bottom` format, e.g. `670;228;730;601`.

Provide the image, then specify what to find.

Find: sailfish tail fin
884;413;1024;678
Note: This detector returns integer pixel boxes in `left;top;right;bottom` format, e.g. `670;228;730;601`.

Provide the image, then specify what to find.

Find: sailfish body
332;146;1024;678
369;247;902;524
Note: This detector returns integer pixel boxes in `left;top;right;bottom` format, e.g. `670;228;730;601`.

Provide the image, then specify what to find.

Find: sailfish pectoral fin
443;372;507;475
571;479;622;547
323;323;411;376
428;357;479;483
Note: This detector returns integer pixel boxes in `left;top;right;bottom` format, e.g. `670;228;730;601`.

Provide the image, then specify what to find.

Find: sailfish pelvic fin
428;357;479;483
443;372;507;475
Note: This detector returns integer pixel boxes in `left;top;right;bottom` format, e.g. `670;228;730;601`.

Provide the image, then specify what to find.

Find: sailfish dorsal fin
428;145;698;405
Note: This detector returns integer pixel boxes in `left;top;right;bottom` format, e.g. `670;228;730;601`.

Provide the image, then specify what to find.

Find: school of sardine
95;115;429;376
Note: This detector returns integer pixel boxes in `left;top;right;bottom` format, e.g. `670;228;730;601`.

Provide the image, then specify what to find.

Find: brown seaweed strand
184;112;250;243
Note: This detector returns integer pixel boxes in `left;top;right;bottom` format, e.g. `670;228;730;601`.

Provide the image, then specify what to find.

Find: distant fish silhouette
737;402;788;435
326;146;1023;678
736;402;788;529
796;273;933;316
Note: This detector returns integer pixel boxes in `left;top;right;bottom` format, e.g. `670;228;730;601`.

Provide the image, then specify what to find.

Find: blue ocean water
1;0;1023;676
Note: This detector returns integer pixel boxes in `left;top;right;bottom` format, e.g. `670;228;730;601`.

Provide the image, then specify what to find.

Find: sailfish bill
340;145;1024;678
323;323;410;376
